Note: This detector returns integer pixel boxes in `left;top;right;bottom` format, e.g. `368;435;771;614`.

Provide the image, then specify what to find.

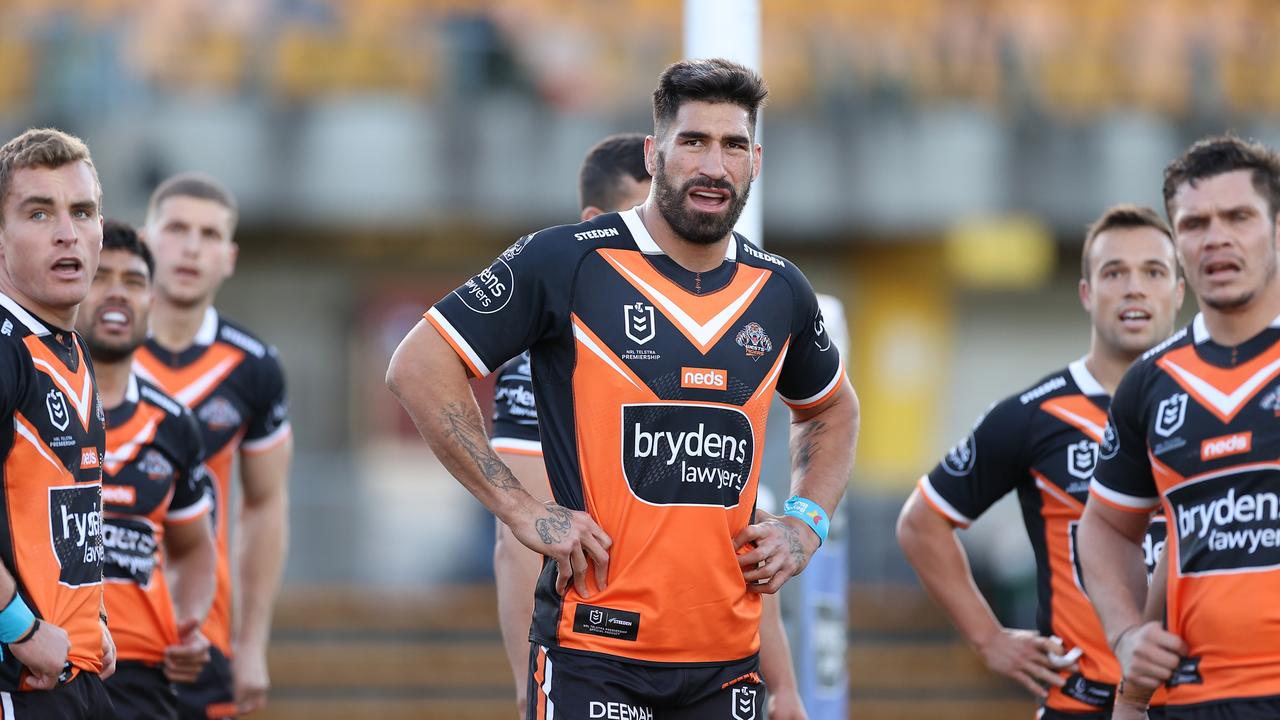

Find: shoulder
735;236;794;274
136;377;187;419
1139;320;1193;365
215;314;273;361
514;212;633;263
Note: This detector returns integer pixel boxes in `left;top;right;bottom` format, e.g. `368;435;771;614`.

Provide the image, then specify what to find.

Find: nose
698;143;728;181
52;211;77;247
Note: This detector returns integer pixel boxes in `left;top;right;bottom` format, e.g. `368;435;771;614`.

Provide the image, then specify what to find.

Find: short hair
579;134;649;212
0;128;99;227
652;58;768;137
146;171;238;223
1081;204;1176;280
1163;134;1280;220
102;220;154;279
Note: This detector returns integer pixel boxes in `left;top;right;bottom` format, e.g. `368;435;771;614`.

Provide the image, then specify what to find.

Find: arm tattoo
782;522;808;573
439;402;522;490
536;505;572;545
791;419;827;476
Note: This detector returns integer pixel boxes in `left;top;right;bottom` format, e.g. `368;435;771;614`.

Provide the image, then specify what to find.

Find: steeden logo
681;367;726;390
1201;432;1252;461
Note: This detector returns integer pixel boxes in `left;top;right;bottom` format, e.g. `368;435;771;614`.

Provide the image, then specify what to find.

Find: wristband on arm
783;495;829;545
0;590;36;644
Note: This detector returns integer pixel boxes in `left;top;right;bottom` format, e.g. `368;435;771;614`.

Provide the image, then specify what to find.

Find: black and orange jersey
0;293;106;688
921;360;1145;713
491;351;541;456
427;209;844;665
1092;314;1280;708
133;308;290;655
102;373;210;665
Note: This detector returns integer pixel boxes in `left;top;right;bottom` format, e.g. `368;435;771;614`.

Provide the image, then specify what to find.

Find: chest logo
138;450;174;482
1155;392;1188;438
198;397;242;432
46;389;70;431
1067;439;1099;480
735;322;773;359
624;302;656;345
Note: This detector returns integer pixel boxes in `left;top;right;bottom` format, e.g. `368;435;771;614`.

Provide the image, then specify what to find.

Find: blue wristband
0;591;35;644
783;495;829;545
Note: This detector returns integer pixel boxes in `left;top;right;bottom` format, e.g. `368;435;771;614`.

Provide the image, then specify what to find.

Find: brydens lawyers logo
624;302;655;345
46;389;70;431
1201;432;1252;461
735;322;772;359
681;367;726;390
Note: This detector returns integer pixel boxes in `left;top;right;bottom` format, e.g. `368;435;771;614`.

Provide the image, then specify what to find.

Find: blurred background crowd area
0;1;1245;717
7;0;1280;116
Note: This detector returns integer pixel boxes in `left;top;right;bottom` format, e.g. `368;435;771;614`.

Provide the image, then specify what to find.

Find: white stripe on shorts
542;646;555;720
2;690;13;719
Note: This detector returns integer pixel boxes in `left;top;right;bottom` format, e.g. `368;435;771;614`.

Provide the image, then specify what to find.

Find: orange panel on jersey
135;343;246;409
598;249;772;353
1156;343;1280;424
1041;395;1109;443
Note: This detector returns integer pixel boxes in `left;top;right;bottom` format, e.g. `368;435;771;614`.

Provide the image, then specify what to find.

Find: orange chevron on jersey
1156;341;1280;424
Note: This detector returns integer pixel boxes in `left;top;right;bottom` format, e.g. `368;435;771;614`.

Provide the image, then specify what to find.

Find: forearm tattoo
791;419;827;476
439;402;522;490
536;505;572;545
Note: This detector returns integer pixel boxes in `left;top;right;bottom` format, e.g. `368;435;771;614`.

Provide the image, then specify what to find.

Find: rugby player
389;58;857;719
491;133;809;719
1082;135;1280;719
898;204;1183;719
0;128;115;716
79;221;217;719
135;174;292;719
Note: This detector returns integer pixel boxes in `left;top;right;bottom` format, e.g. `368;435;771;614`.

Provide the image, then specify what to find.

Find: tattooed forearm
439;402;522;490
536;505;572;545
790;419;827;476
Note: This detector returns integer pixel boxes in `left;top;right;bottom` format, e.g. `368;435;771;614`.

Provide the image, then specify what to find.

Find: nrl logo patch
1067;439;1098;480
1155;392;1188;438
624;302;656;345
735;322;773;359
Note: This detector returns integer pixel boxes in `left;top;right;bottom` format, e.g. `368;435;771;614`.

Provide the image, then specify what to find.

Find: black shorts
104;661;177;720
526;644;767;720
1160;697;1280;720
0;670;114;719
175;645;236;720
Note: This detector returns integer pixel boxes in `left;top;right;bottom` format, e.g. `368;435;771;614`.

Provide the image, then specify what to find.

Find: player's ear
644;136;658;177
581;206;603;222
226;242;239;278
1078;277;1093;313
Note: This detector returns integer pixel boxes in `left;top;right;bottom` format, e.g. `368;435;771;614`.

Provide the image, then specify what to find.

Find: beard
84;328;144;364
652;152;752;246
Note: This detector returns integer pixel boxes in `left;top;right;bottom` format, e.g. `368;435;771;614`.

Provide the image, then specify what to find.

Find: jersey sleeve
775;270;844;409
426;232;569;378
490;352;541;456
241;347;291;454
167;408;213;523
920;397;1029;528
1090;366;1159;513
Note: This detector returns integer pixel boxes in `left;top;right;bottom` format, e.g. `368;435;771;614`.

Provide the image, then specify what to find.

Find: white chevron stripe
573;323;642;391
1163;356;1280;418
104;417;159;475
1044;404;1106;443
609;261;767;348
170;356;241;407
31;357;93;427
14;417;64;473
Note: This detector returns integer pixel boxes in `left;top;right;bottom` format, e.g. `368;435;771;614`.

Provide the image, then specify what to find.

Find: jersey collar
125;372;140;405
619;207;739;262
1191;312;1280;345
194;306;219;346
1068;357;1107;396
0;291;50;336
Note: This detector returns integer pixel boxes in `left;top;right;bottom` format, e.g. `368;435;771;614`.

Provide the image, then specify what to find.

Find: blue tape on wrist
783;495;829;545
0;592;35;644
